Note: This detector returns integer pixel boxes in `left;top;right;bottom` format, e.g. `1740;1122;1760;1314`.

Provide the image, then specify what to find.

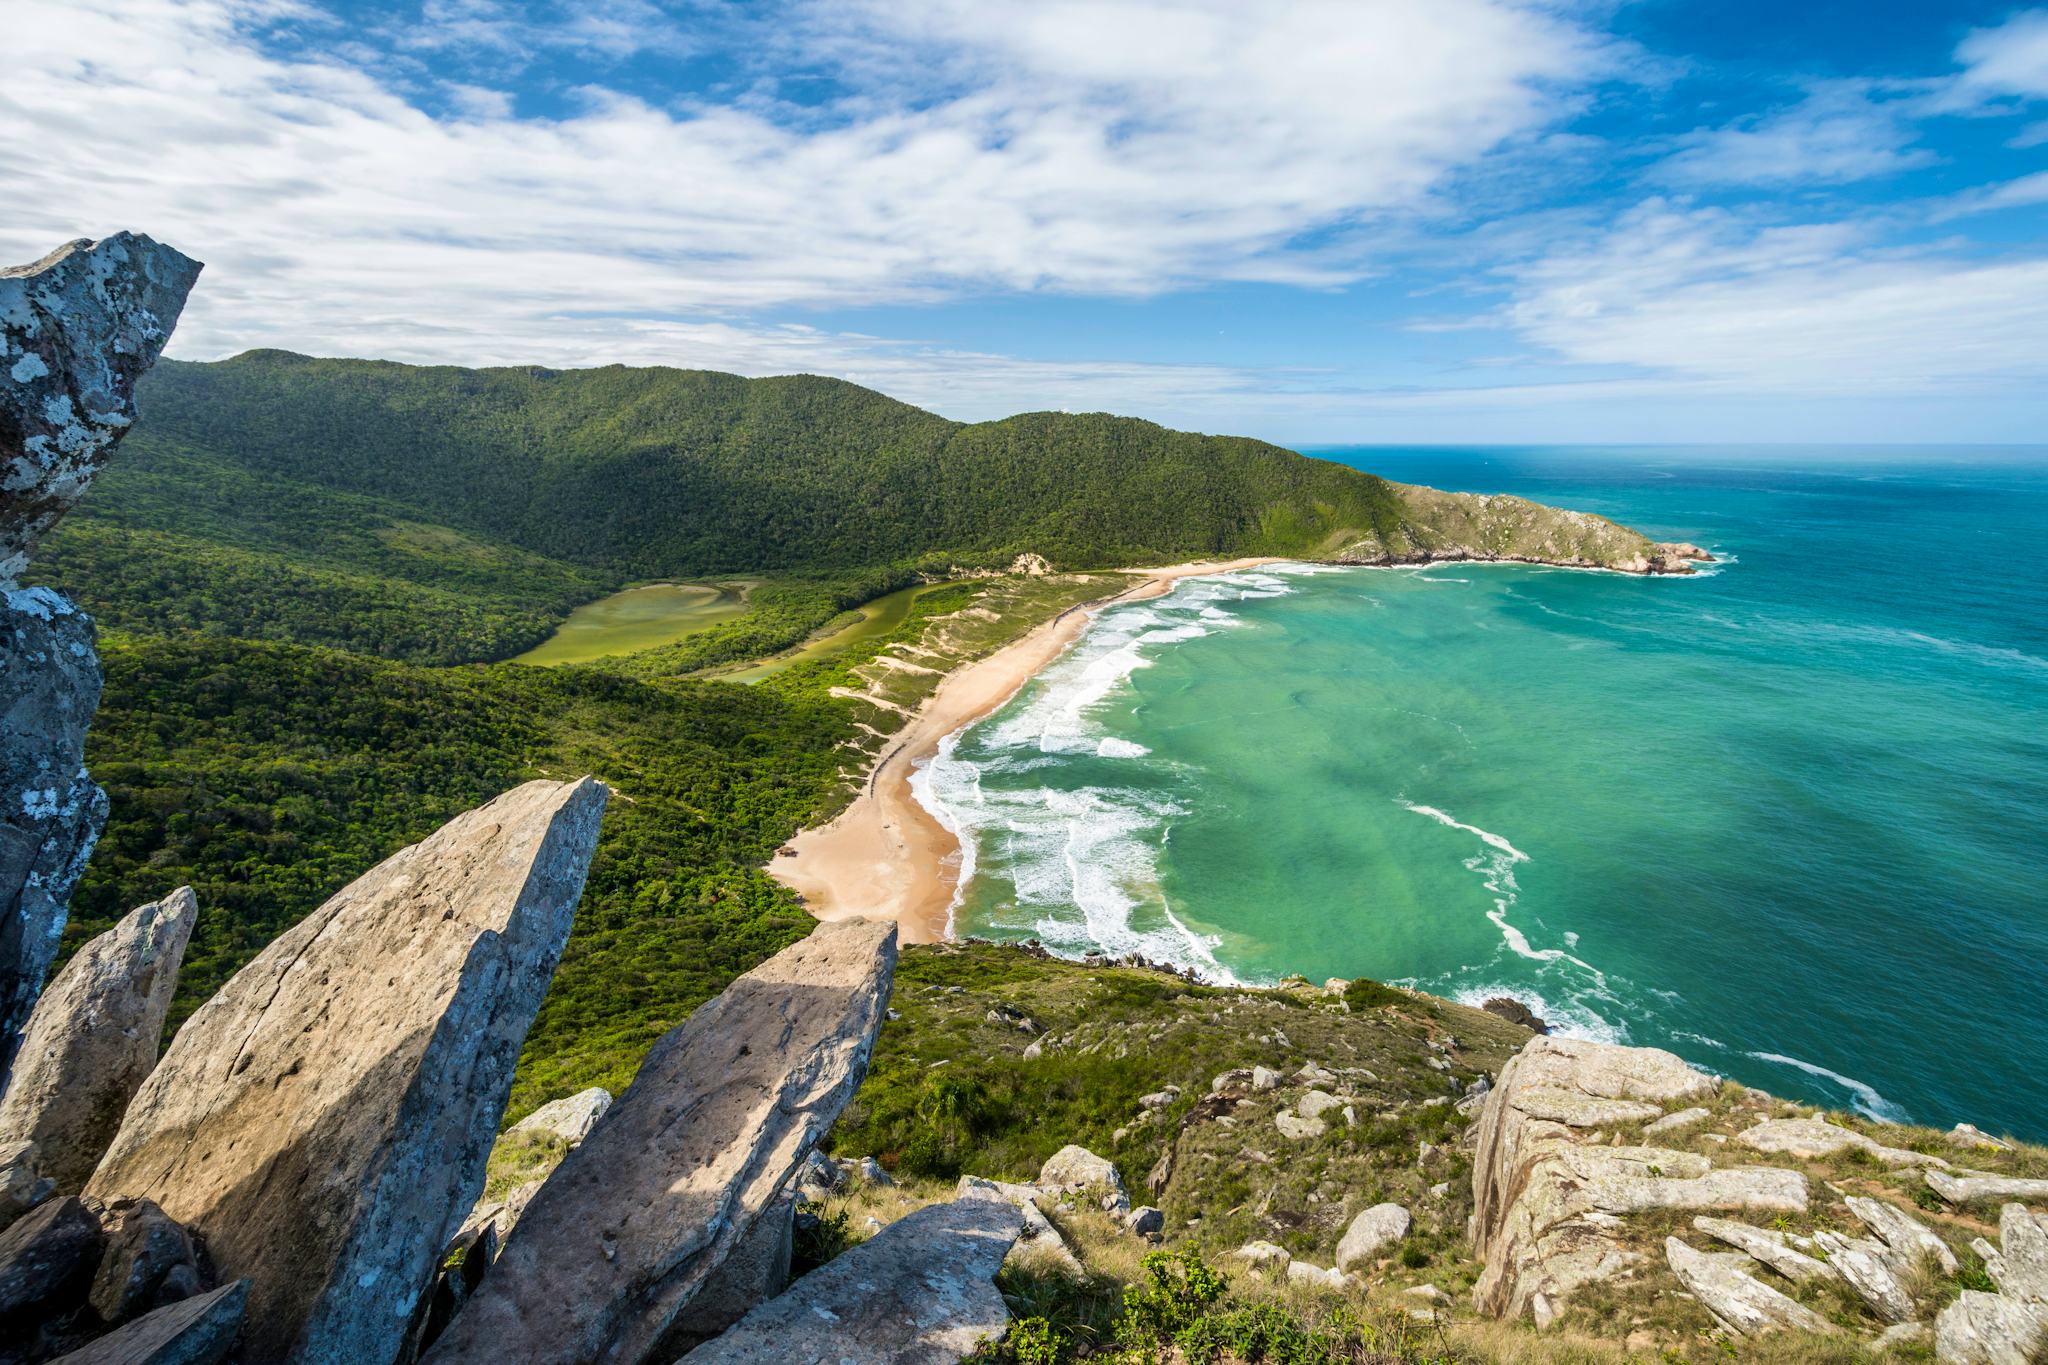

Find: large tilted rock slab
1;232;201;1076
427;917;898;1365
1936;1204;2048;1364
1664;1237;1834;1338
677;1193;1022;1364
1;234;202;584
1738;1116;1947;1168
85;778;607;1365
1470;1035;1810;1321
1928;1170;2048;1205
0;888;196;1191
0;587;111;1074
52;1279;247;1365
1693;1216;1835;1283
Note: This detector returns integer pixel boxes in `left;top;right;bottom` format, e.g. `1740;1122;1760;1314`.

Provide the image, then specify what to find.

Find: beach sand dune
769;559;1282;942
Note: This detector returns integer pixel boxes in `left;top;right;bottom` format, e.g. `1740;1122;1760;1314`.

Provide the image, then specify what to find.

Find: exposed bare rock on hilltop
677;1192;1021;1365
1470;1035;1809;1321
0;888;195;1192
426;918;897;1365
1;233;201;1075
1330;483;1712;576
85;778;606;1365
1664;1236;1835;1337
1937;1205;2048;1364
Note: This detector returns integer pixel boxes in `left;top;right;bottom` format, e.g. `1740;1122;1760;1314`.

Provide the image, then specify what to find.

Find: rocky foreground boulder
85;777;606;1365
426;917;898;1365
678;1192;1021;1365
0;888;196;1192
1;234;201;1074
1470;1035;1805;1321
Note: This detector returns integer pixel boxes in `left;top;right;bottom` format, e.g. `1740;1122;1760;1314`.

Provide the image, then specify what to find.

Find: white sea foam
1744;1052;1909;1123
1445;984;1630;1046
1096;737;1151;758
908;730;980;936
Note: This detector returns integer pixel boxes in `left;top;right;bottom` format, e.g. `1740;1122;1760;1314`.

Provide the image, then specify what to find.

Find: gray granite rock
507;1086;612;1146
88;1198;199;1324
0;588;110;1074
1037;1144;1129;1213
86;778;606;1365
0;234;202;584
653;1191;795;1357
1814;1230;1916;1324
1935;1290;2047;1365
1;233;200;1076
426;918;896;1365
0;1193;102;1321
677;1193;1021;1364
1692;1216;1835;1283
1846;1195;1958;1276
0;889;195;1191
1335;1203;1411;1273
1470;1035;1796;1322
1927;1170;2048;1205
51;1279;246;1365
1664;1236;1833;1337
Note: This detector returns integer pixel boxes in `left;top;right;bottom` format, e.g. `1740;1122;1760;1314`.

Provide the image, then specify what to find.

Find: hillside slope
114;351;1665;578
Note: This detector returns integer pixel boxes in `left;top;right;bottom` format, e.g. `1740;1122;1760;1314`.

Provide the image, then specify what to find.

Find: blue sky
6;1;2047;444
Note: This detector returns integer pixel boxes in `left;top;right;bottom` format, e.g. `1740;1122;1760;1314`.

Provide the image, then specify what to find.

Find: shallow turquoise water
932;448;2048;1140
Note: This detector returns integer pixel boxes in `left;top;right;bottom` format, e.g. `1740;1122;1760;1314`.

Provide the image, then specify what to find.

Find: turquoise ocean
922;448;2048;1141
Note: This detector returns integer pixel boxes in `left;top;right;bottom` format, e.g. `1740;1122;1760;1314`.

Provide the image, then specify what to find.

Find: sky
6;0;2048;444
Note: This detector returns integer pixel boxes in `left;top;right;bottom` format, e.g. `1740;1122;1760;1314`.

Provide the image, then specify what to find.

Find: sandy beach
768;558;1284;943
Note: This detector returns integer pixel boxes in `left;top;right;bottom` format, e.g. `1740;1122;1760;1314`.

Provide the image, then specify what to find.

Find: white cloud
1503;201;2048;393
0;0;1608;367
1655;84;1933;187
1954;8;2048;102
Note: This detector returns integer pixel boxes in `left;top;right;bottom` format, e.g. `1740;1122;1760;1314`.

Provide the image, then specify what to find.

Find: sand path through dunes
768;559;1284;942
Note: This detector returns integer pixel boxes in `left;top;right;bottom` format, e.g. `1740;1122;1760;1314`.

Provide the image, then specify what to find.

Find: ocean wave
1743;1051;1909;1123
1096;737;1151;758
908;730;980;936
1444;983;1630;1046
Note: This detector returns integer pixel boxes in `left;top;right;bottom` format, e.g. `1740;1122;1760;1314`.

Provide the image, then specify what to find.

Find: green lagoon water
928;449;2048;1140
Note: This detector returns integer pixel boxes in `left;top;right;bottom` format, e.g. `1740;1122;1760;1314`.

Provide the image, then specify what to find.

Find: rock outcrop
1335;1203;1411;1273
53;1279;247;1365
676;1193;1021;1364
1;234;201;1073
0;1193;103;1320
1331;484;1714;577
85;777;607;1365
1936;1203;2048;1365
0;888;196;1191
1037;1145;1130;1213
88;1197;202;1324
1;234;203;583
427;918;897;1365
655;1192;796;1356
1471;1035;1806;1321
1;589;111;1074
1663;1236;1834;1337
507;1086;612;1146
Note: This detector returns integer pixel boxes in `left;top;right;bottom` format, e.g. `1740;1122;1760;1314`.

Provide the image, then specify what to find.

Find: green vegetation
511;581;757;666
68;631;852;1113
32;439;612;663
122;352;1424;581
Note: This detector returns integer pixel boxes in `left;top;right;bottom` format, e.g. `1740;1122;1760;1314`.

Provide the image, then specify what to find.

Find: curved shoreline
766;558;1284;943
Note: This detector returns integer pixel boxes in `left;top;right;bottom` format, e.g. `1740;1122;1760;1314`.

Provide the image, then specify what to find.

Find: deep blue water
933;447;2048;1141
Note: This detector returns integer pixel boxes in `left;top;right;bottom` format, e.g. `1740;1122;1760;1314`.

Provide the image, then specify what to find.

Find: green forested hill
122;351;1409;573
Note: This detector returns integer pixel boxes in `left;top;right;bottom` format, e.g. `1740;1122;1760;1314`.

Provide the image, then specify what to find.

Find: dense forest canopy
123;350;1415;575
